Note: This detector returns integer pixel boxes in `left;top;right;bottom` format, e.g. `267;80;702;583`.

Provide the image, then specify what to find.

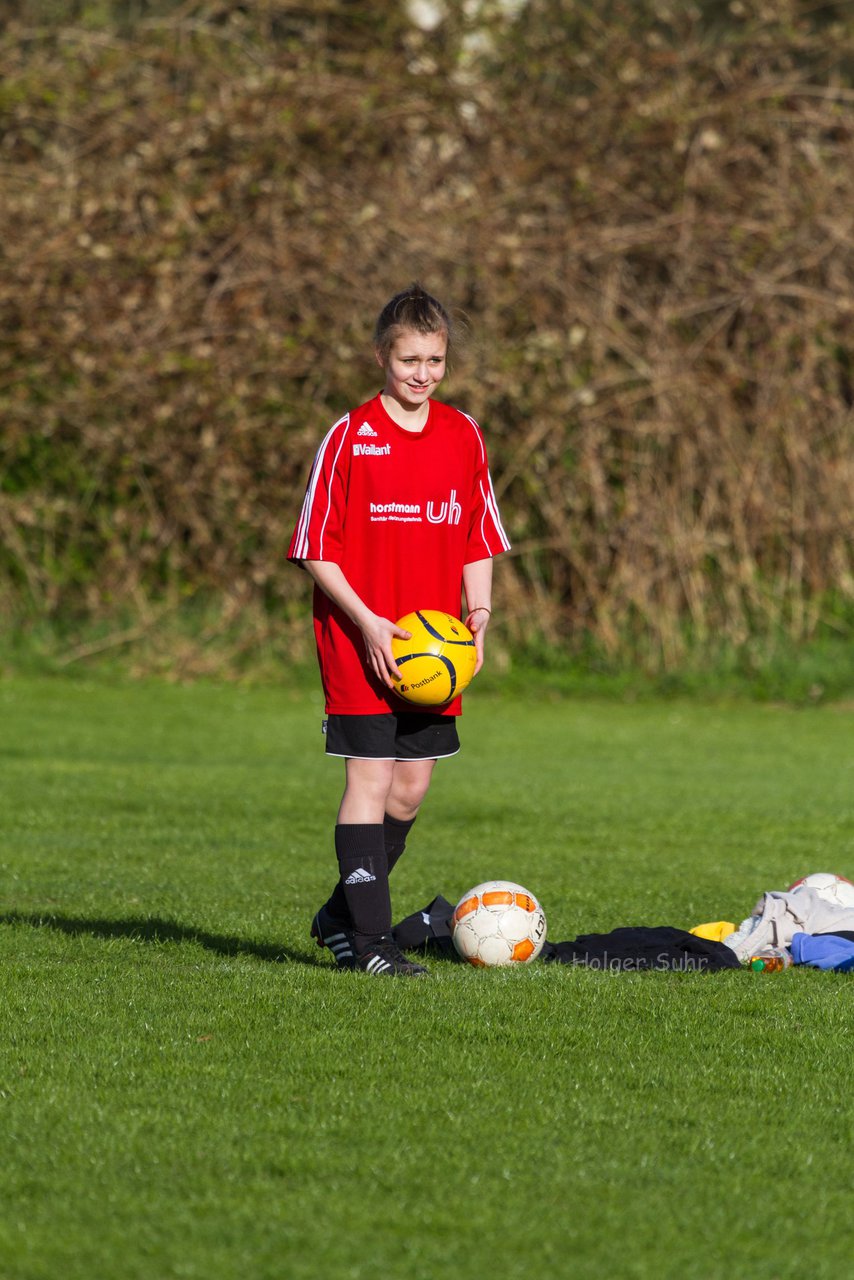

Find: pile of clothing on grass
392;875;854;974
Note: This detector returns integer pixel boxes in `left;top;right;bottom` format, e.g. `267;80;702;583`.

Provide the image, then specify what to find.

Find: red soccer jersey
288;393;510;715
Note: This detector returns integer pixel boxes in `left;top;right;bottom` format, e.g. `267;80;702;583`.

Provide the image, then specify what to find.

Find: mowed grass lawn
1;675;852;1280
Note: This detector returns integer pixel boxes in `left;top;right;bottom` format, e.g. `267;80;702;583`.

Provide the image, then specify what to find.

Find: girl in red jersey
288;284;510;976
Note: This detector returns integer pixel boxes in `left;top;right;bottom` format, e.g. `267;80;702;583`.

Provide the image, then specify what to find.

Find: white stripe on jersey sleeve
316;427;350;559
292;413;349;560
461;412;487;466
478;478;512;552
462;412;511;554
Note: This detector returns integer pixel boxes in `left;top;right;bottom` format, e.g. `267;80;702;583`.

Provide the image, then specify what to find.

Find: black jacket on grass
392;897;741;972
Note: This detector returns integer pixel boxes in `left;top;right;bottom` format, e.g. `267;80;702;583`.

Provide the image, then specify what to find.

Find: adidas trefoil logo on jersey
344;867;377;885
357;422;377;437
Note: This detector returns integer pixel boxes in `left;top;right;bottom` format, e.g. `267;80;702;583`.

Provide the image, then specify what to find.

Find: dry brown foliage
1;0;853;666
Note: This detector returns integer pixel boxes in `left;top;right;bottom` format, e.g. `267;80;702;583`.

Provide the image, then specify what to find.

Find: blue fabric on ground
791;932;854;972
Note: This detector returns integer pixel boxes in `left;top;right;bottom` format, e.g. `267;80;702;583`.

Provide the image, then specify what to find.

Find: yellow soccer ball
391;609;477;706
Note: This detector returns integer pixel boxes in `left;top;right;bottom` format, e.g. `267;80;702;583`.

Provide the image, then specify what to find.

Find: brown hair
373;282;454;361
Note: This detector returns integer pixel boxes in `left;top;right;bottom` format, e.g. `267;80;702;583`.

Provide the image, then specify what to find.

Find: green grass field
1;676;852;1280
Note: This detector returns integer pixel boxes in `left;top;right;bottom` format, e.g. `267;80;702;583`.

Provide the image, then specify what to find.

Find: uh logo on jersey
426;489;461;525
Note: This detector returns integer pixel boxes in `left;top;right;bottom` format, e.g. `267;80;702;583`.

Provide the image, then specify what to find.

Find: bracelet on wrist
468;607;491;615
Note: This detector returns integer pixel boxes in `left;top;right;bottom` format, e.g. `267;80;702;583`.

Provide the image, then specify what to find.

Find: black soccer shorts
323;711;460;761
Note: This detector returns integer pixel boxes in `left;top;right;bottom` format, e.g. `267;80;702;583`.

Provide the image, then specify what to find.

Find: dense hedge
2;1;853;665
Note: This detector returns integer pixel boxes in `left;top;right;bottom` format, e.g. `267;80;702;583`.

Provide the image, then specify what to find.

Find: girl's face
378;328;447;409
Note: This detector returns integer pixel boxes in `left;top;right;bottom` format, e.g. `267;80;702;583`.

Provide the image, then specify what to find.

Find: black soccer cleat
311;904;357;969
353;935;429;977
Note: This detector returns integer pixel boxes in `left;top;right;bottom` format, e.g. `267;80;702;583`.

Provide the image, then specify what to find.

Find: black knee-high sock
384;813;416;875
333;823;390;946
324;814;416;922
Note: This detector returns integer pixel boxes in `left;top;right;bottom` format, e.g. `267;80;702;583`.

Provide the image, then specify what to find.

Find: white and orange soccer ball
391;609;477;706
451;880;547;968
787;872;854;910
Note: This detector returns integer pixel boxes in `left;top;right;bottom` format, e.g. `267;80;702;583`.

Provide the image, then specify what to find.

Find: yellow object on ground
690;921;736;942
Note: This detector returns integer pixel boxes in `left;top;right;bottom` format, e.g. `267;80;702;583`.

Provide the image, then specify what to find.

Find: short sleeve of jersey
461;412;511;563
287;414;350;564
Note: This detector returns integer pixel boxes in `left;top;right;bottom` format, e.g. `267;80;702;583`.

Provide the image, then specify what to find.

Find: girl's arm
462;557;494;675
303;560;411;689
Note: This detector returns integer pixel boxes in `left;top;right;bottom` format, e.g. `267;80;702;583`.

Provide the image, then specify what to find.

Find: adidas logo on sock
344;867;377;885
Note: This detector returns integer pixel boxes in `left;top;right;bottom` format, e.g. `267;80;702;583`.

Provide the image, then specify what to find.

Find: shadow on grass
0;910;324;967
